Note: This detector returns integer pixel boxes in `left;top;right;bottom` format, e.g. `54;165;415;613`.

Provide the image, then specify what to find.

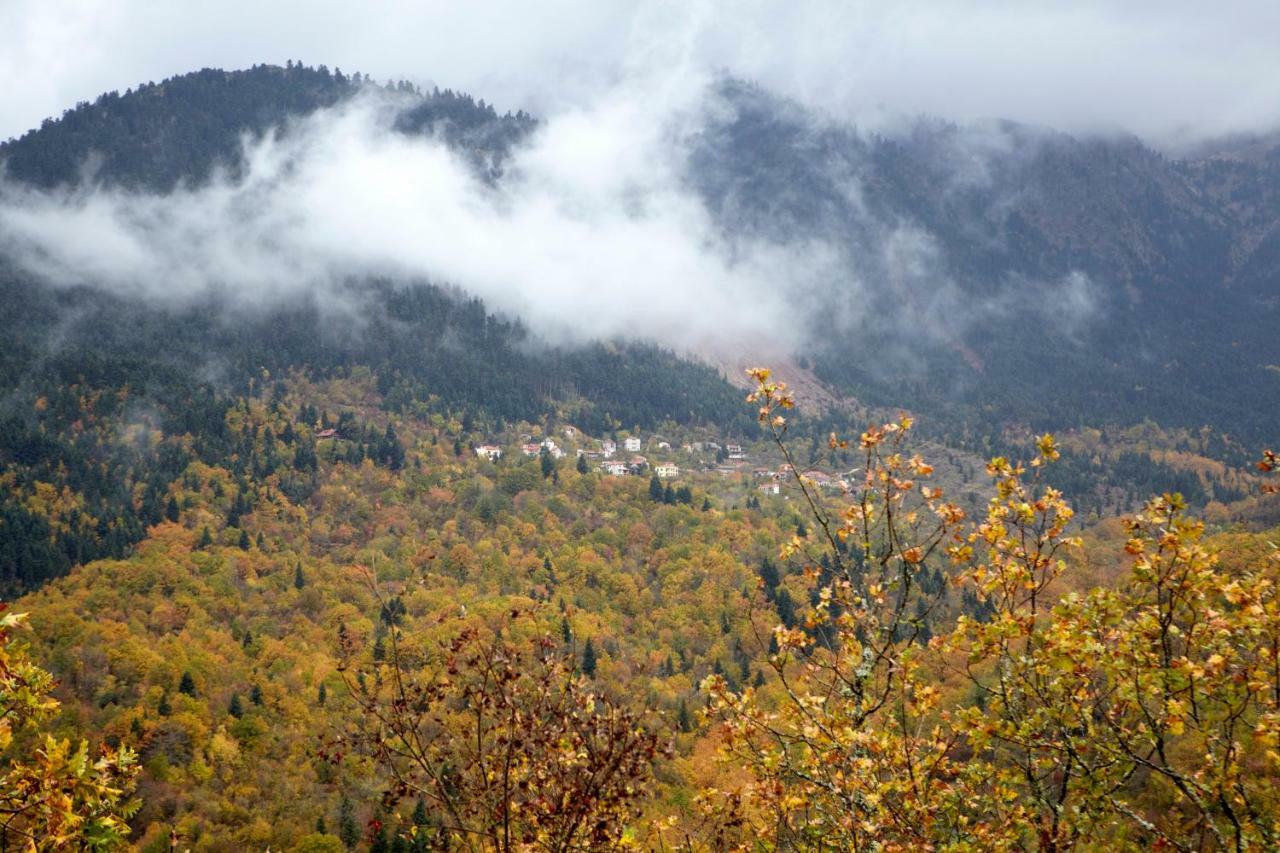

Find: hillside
690;79;1280;450
0;63;1277;850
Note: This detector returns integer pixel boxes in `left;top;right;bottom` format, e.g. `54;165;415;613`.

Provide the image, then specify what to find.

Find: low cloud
0;81;846;356
3;1;1279;148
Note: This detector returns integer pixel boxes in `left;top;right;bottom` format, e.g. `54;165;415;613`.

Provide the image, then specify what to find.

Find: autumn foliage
704;369;1280;851
0;606;138;850
334;595;666;851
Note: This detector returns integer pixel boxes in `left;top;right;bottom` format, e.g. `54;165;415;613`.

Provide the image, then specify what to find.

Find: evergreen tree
157;692;172;716
250;684;264;705
228;692;244;718
649;475;663;502
178;671;197;696
237;529;251;550
576;453;589;474
338;796;359;849
317;683;327;706
369;823;389;853
560;615;572;645
540;447;555;478
678;699;692;733
294;563;306;589
775;588;797;628
759;557;781;598
581;638;597;677
196;526;213;549
164;495;180;522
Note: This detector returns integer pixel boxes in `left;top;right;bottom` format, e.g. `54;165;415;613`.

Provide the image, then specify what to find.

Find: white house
602;460;629;476
600;440;617;458
654;463;680;478
563;426;577;438
759;481;781;495
541;438;564;459
624;437;642;452
474;444;503;461
520;442;541;457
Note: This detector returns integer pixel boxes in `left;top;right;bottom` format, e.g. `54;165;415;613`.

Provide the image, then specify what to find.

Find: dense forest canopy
0;62;1276;850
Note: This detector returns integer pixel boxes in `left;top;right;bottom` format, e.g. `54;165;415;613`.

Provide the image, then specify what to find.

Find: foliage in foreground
0;606;139;850
705;369;1280;851
334;593;666;852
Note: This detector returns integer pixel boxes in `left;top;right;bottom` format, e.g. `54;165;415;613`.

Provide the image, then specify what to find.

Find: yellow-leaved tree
705;370;1280;851
0;605;139;850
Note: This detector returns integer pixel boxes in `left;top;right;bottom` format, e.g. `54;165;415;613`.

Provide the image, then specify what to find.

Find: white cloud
2;0;1278;145
0;87;838;353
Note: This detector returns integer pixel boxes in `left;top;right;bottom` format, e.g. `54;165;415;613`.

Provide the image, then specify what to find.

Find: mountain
689;79;1280;451
0;66;756;594
1;63;1275;594
0;64;1277;850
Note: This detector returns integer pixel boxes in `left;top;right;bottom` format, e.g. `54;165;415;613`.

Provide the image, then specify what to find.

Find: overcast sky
2;0;1279;146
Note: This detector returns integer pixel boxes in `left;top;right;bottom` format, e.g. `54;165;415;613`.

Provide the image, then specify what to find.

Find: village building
474;444;503;461
601;460;629;476
759;481;781;495
600;440;617;458
624;437;642;452
654;463;680;478
521;442;541;457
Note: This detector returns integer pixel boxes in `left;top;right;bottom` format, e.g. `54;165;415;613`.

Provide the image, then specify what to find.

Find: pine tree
576;453;589;474
164;496;180;523
582;638;597;677
250;684;264;705
294;563;306;589
369;823;389;853
649;474;663;502
678;699;692;733
560;615;572;645
338;796;359;849
237;529;251;550
228;692;244;718
178;672;196;696
157;692;172;716
196;526;213;549
317;683;327;706
759;558;781;598
776;588;797;628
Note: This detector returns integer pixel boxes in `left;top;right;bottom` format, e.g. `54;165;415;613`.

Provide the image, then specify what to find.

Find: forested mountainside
0;64;1277;850
0;268;752;594
691;80;1280;449
0;63;535;190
